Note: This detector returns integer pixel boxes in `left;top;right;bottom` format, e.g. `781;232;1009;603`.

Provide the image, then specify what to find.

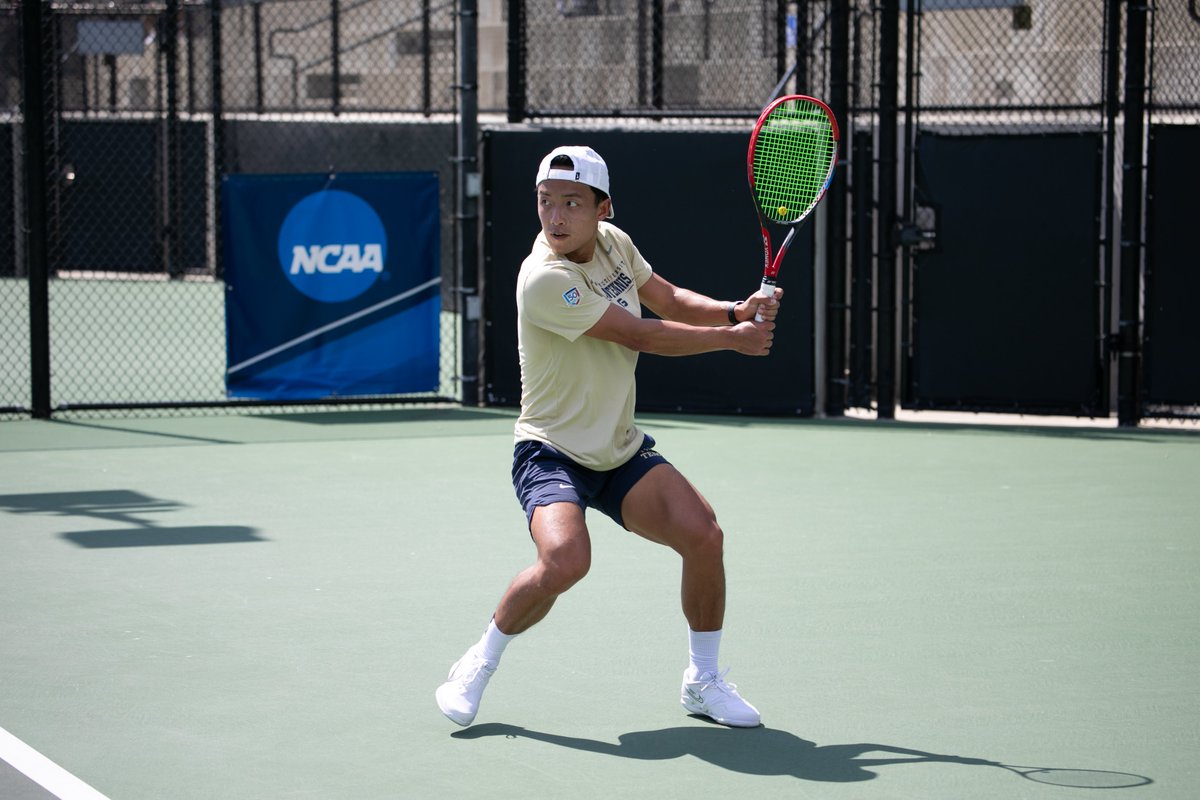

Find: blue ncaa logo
277;189;387;303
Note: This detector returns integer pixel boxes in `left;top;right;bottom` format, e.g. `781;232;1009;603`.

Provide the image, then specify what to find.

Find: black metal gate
907;131;1106;414
824;0;1200;424
1142;127;1200;414
1140;5;1200;417
899;1;1114;418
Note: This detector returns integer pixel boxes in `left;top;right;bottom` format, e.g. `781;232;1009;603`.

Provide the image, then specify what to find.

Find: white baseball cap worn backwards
535;145;615;219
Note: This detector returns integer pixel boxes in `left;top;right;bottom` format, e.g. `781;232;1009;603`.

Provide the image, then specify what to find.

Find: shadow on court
0;490;265;548
454;723;988;782
452;723;1153;789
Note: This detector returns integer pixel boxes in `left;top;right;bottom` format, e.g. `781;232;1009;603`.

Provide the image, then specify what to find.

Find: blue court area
1;407;1197;798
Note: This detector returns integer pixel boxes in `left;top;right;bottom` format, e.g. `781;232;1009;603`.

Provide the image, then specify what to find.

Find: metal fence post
776;0;787;88
212;0;226;280
875;0;900;420
651;0;664;112
849;129;874;409
458;0;481;405
21;0;51;418
331;0;341;115
165;0;182;277
506;0;525;122
422;0;433;116
1117;0;1149;426
824;0;850;417
1101;0;1121;415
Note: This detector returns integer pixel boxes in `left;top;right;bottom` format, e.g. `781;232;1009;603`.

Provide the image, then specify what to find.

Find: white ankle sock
477;618;515;667
688;628;722;677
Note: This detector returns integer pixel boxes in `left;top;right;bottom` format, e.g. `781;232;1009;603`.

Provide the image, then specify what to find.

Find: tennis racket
746;95;839;321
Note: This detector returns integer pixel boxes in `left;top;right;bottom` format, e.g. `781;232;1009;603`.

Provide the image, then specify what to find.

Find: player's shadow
453;723;991;782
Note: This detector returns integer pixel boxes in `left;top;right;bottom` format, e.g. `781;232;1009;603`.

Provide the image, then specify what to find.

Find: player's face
537;180;611;263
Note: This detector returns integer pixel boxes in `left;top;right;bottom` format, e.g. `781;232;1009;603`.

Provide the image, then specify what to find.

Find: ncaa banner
222;172;440;399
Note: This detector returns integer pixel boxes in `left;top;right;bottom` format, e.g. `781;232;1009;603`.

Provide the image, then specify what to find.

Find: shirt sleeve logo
562;287;582;306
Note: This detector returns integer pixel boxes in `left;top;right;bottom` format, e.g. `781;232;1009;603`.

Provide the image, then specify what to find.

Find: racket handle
754;278;776;322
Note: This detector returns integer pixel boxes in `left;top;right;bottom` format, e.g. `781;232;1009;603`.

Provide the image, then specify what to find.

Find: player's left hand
738;287;782;322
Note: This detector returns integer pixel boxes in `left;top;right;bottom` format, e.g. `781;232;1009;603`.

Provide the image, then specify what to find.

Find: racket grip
754;278;776;322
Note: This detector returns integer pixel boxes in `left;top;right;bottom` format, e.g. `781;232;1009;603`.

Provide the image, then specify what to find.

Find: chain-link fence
507;0;788;119
1150;1;1200;115
4;0;1198;421
910;1;1108;118
2;0;463;417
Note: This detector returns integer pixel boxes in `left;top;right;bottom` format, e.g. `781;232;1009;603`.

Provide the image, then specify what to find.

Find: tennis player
436;145;781;728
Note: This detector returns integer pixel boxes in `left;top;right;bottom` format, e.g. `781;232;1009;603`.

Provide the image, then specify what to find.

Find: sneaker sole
436;687;477;727
681;697;761;728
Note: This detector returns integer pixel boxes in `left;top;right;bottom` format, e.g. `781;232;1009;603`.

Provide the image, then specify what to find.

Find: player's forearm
623;318;740;356
654;285;732;327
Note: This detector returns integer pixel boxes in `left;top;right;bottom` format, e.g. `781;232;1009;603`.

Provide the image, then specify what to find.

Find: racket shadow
992;763;1153;789
453;723;995;783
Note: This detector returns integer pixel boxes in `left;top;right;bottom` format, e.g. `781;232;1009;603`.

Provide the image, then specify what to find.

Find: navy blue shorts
512;434;669;531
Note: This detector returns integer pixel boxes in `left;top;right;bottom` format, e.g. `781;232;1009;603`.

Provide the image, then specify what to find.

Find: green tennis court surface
1;408;1197;798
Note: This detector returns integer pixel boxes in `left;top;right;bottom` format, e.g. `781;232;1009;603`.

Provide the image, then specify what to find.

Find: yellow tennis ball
777;205;788;216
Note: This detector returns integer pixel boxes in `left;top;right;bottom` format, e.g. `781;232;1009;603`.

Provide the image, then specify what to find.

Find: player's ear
597;197;612;220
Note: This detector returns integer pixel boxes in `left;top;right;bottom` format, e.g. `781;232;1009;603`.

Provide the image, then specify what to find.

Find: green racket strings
753;99;836;224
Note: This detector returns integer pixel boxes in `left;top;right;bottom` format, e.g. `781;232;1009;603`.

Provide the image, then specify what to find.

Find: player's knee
701;519;724;554
683;517;724;559
539;540;591;593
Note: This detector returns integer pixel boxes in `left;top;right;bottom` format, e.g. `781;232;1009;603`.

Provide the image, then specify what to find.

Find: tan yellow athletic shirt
514;221;654;470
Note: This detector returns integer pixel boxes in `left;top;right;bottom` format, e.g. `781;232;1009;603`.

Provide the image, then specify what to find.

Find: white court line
0;726;112;800
226;276;442;376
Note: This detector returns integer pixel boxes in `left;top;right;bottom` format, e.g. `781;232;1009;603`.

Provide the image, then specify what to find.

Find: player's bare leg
436;502;590;725
621;464;725;631
621;464;761;727
494;502;592;634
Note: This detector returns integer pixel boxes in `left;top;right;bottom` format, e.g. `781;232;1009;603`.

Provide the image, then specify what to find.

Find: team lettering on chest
597;265;634;308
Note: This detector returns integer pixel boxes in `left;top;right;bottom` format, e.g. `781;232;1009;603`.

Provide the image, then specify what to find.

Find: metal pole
22;0;51;418
898;0;917;406
876;0;900;419
253;1;264;114
185;9;196;114
106;54;117;111
636;0;648;108
1117;0;1148;426
422;0;432;116
1101;0;1121;415
457;0;481;405
774;0;786;80
165;0;182;277
212;0;227;279
331;0;341;115
651;0;664;112
795;0;809;95
849;129;874;409
506;0;525;121
824;0;850;416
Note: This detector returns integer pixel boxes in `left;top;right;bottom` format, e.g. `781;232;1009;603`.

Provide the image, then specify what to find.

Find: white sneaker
435;647;496;726
681;668;761;727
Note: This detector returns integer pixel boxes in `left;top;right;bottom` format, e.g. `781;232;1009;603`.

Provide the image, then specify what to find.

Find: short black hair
549;154;609;205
